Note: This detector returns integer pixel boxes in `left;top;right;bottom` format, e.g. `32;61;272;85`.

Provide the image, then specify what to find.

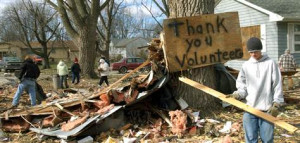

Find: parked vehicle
0;57;22;72
33;55;43;65
111;57;148;74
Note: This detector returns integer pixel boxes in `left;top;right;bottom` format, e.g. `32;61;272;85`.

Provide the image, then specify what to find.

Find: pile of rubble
0;39;299;143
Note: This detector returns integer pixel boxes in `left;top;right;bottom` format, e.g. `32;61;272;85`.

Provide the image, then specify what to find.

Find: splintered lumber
0;60;150;119
179;77;298;133
149;106;173;127
93;59;150;98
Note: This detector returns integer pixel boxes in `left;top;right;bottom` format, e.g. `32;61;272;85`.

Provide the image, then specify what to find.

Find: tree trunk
77;25;98;78
43;56;50;69
168;0;219;110
40;44;50;69
102;37;110;60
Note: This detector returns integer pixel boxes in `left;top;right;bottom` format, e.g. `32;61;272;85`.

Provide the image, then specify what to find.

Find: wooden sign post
162;12;243;72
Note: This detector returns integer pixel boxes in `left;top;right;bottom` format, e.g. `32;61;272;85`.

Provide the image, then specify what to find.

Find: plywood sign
240;25;260;59
162;12;243;72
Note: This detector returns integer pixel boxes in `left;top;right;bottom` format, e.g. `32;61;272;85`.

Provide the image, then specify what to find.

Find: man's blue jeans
12;79;36;106
243;112;274;143
59;75;68;88
72;72;80;84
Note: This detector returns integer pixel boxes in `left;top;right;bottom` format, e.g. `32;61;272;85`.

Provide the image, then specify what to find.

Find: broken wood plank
179;77;298;133
54;103;76;116
94;59;151;96
149;106;173;127
0;60;151;118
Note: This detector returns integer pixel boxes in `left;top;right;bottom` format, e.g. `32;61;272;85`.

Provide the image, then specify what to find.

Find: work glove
225;92;240;100
268;102;280;117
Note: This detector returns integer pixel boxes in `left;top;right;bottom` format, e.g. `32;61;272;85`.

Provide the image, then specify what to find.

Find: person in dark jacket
12;55;40;107
71;57;81;84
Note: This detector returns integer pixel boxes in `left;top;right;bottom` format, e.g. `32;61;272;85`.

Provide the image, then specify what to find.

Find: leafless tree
46;0;110;78
0;19;23;42
111;8;140;39
2;0;60;69
97;0;124;60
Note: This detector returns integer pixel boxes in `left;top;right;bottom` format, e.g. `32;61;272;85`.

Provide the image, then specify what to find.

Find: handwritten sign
162;12;243;72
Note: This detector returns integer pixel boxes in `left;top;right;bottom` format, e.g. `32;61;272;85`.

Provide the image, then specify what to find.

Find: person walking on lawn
227;37;284;143
71;57;81;84
12;55;40;107
98;59;110;87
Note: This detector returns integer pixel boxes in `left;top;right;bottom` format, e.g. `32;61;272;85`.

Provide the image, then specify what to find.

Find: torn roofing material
126;71;169;106
29;106;123;139
28;72;169;139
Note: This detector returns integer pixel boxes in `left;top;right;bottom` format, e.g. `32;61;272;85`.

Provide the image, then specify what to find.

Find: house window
288;23;300;53
294;25;300;51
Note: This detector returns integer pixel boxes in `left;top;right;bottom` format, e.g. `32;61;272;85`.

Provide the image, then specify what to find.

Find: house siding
111;38;149;59
215;0;280;70
278;22;300;65
125;38;149;58
277;22;288;57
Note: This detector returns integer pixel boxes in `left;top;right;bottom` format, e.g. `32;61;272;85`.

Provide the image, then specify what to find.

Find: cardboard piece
163;12;243;72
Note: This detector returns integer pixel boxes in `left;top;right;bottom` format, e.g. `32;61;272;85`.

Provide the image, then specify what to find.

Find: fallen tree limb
179;77;298;133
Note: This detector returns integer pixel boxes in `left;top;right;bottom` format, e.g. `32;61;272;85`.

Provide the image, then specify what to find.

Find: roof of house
115;37;149;48
245;0;300;20
5;41;78;51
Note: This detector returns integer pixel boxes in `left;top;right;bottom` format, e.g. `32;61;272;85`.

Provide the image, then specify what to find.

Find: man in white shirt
98;59;110;87
228;37;284;143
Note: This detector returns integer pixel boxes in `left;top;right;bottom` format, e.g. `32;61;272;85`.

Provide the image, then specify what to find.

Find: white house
109;37;149;59
215;0;300;69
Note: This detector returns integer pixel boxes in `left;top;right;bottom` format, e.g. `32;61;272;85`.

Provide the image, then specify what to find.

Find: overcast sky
0;0;11;9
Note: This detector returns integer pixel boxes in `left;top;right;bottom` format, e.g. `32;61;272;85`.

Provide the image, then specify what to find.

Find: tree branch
141;2;162;28
99;0;110;11
45;0;59;11
112;0;124;17
75;0;88;18
99;12;107;30
97;27;105;41
46;23;60;43
68;0;84;28
152;0;169;17
52;0;78;38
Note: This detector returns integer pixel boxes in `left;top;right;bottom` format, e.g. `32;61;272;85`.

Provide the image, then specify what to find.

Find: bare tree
112;9;140;39
0;20;23;42
166;0;219;110
3;0;60;69
97;0;124;60
46;0;110;78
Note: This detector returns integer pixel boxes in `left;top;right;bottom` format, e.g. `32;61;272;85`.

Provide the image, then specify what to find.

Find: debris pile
0;39;299;142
